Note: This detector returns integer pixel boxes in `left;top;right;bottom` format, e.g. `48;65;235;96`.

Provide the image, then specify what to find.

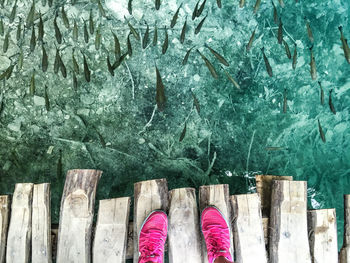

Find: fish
272;0;278;24
38;13;44;42
41;0;46;6
239;0;245;8
261;47;273;77
217;0;222;8
318;81;324;105
89;9;94;34
224;69;240;89
3;30;9;53
83;54;91;82
182;46;194;65
191;91;200;113
30;25;36;52
96;130;106;148
73;19;78;42
128;0;132;14
57;149;63;190
112;32;121;60
317;119;326;143
16;19;22;41
26;0;35;28
205;44;229;66
155;66;166;111
195;15;207;35
98;0;106;17
292;43;297;69
95;25;101;50
112;53;127;70
196;0;206;17
48;0;52;7
162;27;169;54
84;20;89;43
153;23;158;46
9;0;18;24
283;88;287;113
44;85;50;111
253;0;261;13
107;55;114;76
0;93;4;117
58;53;67;78
30;71;35;95
246;28;256;52
72;51;79;74
54;48;60;74
171;3;182;28
329;89;336;114
283;40;291;59
73;71;78;90
0;19;4;36
180;17;187;44
127;33;133;56
155;0;161;10
278;0;285;7
192;1;199;20
277;18;283;44
0;65;14;81
339;26;350;64
54;14;62;44
179;122;187;142
309;45;317;80
42;45;48;72
17;48;24;71
197;50;218;79
128;20;140;41
265;146;287;151
61;6;70;29
305;17;314;43
143;23;149;49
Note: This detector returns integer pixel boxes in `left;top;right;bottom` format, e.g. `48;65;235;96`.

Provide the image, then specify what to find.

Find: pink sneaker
201;206;233;263
138;210;168;263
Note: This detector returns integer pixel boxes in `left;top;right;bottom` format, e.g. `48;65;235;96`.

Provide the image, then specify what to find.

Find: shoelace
203;224;230;254
139;229;165;261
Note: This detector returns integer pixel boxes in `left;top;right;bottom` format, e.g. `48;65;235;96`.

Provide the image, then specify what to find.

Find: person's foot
138;210;168;263
201;206;233;263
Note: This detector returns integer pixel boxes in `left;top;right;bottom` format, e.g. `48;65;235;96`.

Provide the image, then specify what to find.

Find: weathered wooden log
230;193;267;263
32;183;52;263
199;184;234;263
255;175;293;217
6;183;34;263
269;180;311;263
168;188;202;263
0;195;10;263
133;179;168;263
340;195;350;263
56;169;102;263
93;197;131;263
307;209;338;263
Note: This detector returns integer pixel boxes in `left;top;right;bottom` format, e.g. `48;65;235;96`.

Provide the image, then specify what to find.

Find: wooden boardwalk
0;170;343;263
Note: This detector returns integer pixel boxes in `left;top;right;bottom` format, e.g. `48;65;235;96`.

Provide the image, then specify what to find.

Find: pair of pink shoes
138;206;233;263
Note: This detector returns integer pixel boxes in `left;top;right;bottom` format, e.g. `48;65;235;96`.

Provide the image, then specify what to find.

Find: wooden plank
6;183;34;263
262;217;269;246
269;180;311;263
199;184;234;263
133;179;168;263
255;175;293;217
32;183;52;263
0;196;10;263
93;197;131;263
307;209;338;263
56;169;102;263
168;188;202;263
340;195;350;263
230;193;267;263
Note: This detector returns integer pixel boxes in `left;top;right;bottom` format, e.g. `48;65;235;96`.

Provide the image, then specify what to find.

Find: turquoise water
0;0;349;250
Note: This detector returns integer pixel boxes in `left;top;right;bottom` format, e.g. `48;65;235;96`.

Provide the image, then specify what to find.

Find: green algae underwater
0;0;350;250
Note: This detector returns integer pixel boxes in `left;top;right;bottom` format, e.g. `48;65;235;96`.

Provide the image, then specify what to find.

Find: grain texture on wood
256;175;293;217
199;184;233;263
231;193;267;263
6;183;34;263
93;197;131;263
56;169;102;263
0;195;10;263
262;217;269;246
133;179;168;263
32;183;52;263
340;195;350;263
269;180;311;263
308;209;338;263
168;188;202;263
